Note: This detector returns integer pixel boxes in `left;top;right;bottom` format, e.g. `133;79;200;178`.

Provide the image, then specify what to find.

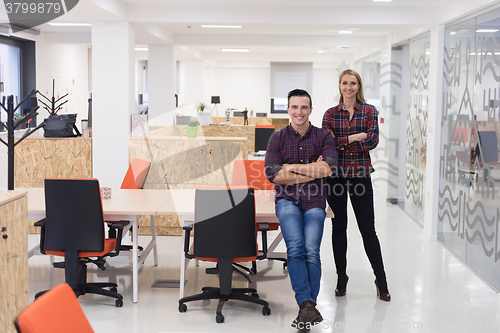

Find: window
0;41;21;123
0;35;36;126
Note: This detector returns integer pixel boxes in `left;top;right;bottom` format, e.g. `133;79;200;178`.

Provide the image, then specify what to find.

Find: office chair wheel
216;314;224;323
178;303;187;312
115;299;123;307
251;292;259;298
110;287;117;293
262;306;271;316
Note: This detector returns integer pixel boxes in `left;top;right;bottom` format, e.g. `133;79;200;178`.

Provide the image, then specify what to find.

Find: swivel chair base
178;286;271;323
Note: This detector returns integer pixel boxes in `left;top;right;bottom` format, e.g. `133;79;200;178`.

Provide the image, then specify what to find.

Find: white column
423;24;445;240
148;44;175;124
91;22;135;188
181;60;204;107
373;35;393;198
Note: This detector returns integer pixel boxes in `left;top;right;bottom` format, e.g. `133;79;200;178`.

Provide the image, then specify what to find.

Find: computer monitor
270;97;288;114
476;131;498;164
176;115;192;125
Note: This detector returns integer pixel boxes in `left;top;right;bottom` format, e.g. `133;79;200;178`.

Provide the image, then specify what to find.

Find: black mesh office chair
34;178;128;307
178;187;271;323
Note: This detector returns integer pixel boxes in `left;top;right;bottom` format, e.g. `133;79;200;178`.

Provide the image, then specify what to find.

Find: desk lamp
211;96;220;117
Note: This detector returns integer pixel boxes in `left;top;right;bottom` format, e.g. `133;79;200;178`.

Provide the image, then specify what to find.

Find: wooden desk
156;189;333;298
27;188;170;304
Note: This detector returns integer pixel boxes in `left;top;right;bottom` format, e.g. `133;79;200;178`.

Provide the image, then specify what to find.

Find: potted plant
196;101;207;114
14;112;27;129
187;119;200;138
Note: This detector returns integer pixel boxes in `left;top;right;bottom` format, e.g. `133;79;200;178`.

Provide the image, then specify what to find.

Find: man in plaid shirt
265;89;337;329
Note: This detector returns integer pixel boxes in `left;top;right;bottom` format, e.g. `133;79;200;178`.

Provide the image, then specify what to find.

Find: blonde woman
322;69;390;301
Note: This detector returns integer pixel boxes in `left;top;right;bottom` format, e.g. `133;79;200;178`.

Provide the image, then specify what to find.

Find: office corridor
27;190;500;333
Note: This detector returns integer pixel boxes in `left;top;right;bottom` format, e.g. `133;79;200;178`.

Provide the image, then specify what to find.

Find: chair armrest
256;222;268;260
34;218;46;227
107;220;129;238
183;220;195;259
107;220;130;257
34;218;46;255
258;222;269;232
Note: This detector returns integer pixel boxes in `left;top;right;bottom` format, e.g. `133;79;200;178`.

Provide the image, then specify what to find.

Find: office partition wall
405;35;430;227
439;8;500;291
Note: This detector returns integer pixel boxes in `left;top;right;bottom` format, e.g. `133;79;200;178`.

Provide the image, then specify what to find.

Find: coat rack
37;79;69;116
0;89;44;190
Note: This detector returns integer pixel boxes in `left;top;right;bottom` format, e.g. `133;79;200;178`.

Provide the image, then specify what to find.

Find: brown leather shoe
298;301;323;325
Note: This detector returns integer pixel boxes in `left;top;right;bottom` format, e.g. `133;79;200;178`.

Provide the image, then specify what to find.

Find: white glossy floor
27;191;500;333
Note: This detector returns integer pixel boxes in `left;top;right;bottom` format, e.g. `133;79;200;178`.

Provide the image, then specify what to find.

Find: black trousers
326;176;388;291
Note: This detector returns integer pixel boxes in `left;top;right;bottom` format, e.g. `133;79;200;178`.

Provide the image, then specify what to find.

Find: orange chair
231;159;286;271
14;283;94;333
120;158;151;189
107;158;151;250
178;187;271;323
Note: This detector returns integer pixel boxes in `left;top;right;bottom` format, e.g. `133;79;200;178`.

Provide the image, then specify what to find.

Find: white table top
27;188;332;219
156;189;278;217
26;188;170;216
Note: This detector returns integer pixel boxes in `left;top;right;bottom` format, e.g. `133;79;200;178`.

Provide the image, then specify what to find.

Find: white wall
180;60;204;107
311;66;337;128
201;62;337;127
36;42;89;130
214;64;270;116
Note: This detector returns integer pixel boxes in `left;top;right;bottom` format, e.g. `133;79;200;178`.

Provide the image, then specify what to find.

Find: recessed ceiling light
450;32;456;35
135;47;148;51
221;48;249;52
373;0;392;2
476;29;499;33
339;31;353;34
48;23;91;26
202;25;241;29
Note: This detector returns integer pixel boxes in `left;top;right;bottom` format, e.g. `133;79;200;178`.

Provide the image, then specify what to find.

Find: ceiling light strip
221;48;249;52
48;23;91;26
202;25;241;29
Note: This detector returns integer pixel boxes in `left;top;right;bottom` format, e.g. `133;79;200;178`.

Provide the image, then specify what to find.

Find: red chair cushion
45;238;117;257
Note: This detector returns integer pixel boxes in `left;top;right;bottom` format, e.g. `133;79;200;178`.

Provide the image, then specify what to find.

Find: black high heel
374;279;391;302
335;275;349;297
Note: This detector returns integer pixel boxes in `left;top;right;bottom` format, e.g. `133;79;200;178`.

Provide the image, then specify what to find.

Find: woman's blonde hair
338;69;366;104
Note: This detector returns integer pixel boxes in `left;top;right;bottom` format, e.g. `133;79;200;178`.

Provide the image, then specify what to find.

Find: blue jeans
275;198;326;306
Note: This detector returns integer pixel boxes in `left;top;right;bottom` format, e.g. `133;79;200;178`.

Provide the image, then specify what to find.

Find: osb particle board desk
0;190;28;333
155;189;334;298
26;188;172;304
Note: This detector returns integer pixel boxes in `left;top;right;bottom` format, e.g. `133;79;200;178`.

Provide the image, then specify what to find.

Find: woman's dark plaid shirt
322;102;379;178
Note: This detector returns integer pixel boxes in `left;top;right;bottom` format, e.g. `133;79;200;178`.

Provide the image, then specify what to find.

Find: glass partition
439;8;500;290
405;35;430;226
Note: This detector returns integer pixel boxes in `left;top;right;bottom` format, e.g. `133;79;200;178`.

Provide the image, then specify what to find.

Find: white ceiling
2;0;499;62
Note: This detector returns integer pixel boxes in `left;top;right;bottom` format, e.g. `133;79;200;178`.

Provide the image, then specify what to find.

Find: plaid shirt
322;102;379;178
265;123;337;210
